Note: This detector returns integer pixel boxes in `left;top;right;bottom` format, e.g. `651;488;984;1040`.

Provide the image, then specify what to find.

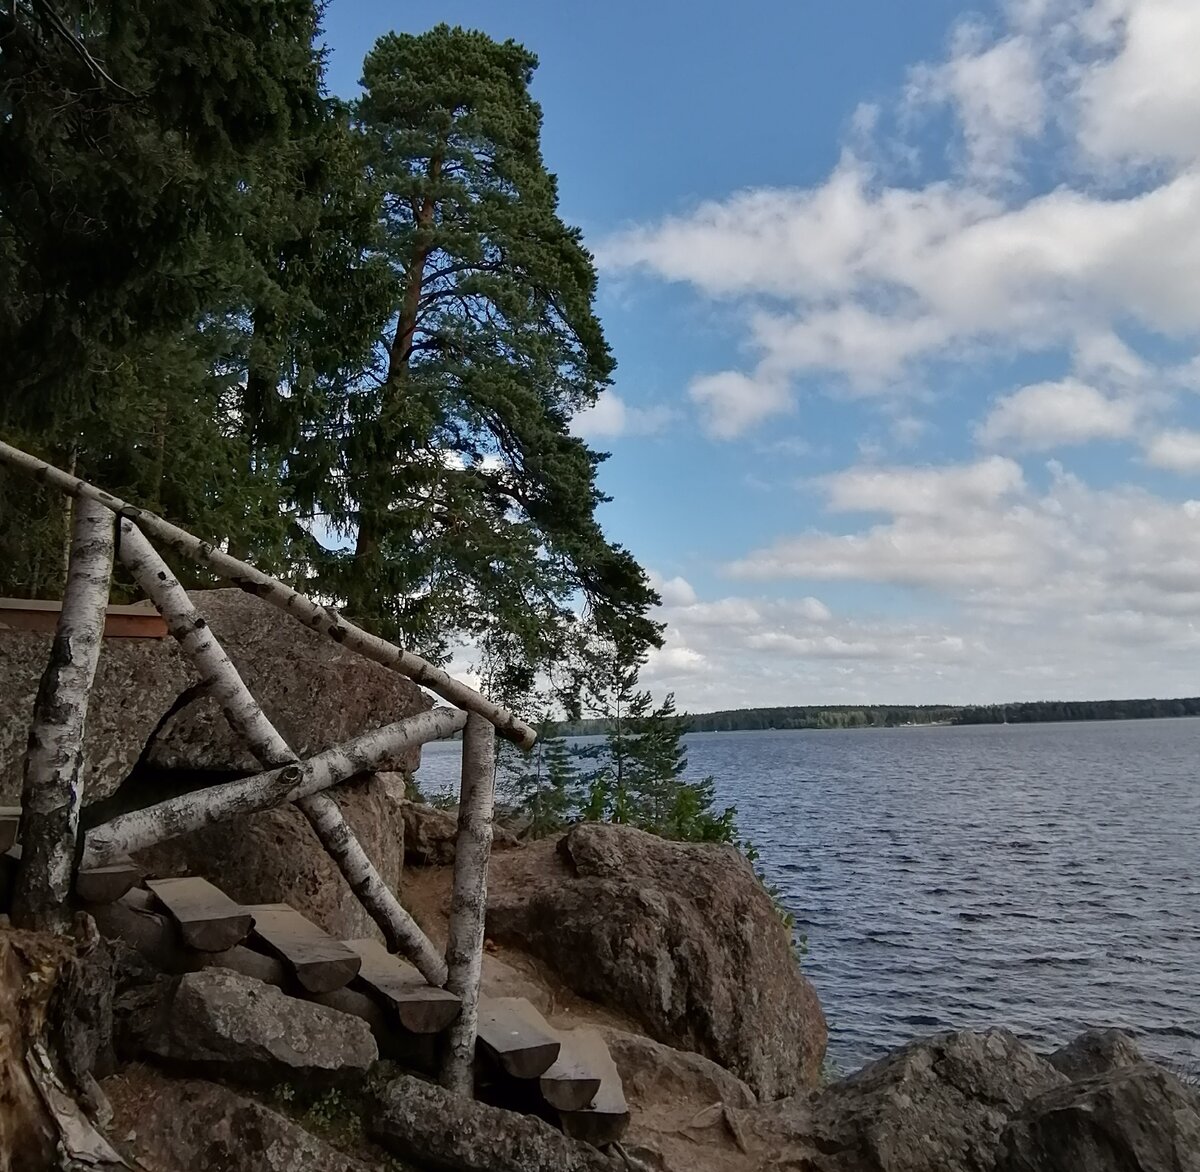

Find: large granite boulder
738;1029;1067;1172
485;822;826;1101
1048;1027;1145;1081
132;772;405;942
369;1072;619;1172
139;968;377;1086
0;628;191;804
143;588;430;775
107;1076;376;1172
402;799;519;866
997;1062;1200;1172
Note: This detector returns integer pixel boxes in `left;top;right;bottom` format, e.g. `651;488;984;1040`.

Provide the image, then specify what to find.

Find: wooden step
76;856;142;905
0;807;21;854
538;1027;604;1113
475;996;560;1079
345;937;461;1034
555;1027;629;1146
147;876;254;952
246;902;361;994
0;845;20;912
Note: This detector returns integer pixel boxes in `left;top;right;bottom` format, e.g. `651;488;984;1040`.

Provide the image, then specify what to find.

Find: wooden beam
345;937;461;1034
0;441;536;748
556;1029;630;1147
0;597;166;639
0;807;20;854
75;856;141;905
246;902;361;995
147;876;254;953
475;997;560;1081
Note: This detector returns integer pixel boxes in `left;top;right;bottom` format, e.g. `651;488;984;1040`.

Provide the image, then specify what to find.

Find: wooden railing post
440;713;497;1095
12;497;114;931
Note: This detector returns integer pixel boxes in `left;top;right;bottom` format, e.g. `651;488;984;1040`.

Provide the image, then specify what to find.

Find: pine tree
503;717;578;839
342;25;659;675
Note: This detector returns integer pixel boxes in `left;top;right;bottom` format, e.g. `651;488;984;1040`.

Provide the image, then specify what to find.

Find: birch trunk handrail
82;706;467;865
118;521;449;985
0;440;537;749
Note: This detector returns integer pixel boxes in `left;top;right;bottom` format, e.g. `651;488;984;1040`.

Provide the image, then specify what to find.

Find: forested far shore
558;697;1200;736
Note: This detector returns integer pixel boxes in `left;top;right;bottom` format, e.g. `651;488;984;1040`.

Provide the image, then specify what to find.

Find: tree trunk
82;707;467;867
440;713;497;1096
115;522;448;984
0;439;535;749
13;496;113;932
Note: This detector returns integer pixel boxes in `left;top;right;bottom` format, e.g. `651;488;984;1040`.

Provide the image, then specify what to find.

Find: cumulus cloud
571;390;671;440
647;570;698;607
1144;429;1200;473
978;378;1139;449
689;370;791;437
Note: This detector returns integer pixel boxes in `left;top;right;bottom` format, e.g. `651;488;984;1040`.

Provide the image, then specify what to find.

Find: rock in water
110;1076;375;1172
368;1072;620;1172
486;822;826;1099
1048;1028;1146;1081
142;967;377;1086
997;1063;1200;1172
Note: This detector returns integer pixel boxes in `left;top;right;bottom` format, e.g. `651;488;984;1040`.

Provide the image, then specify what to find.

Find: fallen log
116;521;448;985
0;440;535;748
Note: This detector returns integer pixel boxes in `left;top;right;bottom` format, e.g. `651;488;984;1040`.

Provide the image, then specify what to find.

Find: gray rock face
402;800;519;866
134;772;405;942
997;1062;1200;1172
145;588;430;774
369;1072;619;1172
0;628;191;804
1049;1027;1146;1081
739;1029;1067;1172
114;1077;375;1172
143;968;377;1085
486;822;826;1100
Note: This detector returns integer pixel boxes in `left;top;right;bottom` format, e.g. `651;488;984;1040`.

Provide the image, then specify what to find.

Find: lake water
416;718;1200;1074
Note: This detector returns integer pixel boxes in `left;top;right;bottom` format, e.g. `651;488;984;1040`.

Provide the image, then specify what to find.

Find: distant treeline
558;697;1200;736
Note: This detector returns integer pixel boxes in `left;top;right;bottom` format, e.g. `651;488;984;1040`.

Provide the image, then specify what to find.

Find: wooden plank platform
556;1028;630;1146
345;937;461;1034
0;807;21;854
76;856;142;904
246;902;361;994
0;597;168;639
147;876;255;952
475;996;560;1080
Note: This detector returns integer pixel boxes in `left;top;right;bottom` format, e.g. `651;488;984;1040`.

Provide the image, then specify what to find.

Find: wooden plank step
246;902;361;994
345;937;461;1034
0;807;21;854
146;876;255;953
76;856;142;905
0;596;167;638
538;1027;604;1113
475;996;560;1080
0;845;20;912
555;1027;630;1146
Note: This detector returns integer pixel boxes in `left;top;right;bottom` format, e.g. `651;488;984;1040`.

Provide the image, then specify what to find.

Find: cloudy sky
326;0;1200;710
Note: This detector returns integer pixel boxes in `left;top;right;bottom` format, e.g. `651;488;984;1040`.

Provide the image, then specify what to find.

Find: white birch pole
0;441;536;749
115;521;448;985
82;707;466;866
12;497;114;931
440;713;497;1096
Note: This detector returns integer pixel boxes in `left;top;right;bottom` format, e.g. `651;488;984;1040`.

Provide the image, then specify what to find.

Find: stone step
76;856;142;905
147;876;255;952
344;937;461;1034
554;1027;630;1147
0;806;20;854
476;996;560;1079
245;902;361;994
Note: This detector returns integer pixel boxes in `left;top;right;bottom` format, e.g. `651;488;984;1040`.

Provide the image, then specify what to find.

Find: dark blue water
417;719;1200;1072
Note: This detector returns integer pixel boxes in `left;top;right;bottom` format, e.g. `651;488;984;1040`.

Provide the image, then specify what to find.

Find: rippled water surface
418;719;1200;1071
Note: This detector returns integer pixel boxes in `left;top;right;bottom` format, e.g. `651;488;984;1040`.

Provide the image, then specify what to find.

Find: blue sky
325;0;1200;709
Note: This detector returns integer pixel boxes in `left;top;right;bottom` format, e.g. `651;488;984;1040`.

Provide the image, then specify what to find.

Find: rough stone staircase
0;808;630;1148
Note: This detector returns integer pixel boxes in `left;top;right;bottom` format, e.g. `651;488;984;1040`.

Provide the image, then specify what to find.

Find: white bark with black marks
82;706;467;866
115;523;449;981
441;713;498;1095
0;441;536;749
12;496;114;931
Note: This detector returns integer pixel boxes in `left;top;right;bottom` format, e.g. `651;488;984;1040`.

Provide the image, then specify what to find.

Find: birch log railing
0;439;532;1094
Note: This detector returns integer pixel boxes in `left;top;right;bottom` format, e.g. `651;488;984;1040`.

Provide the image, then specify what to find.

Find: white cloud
688;370;791;438
823;456;1025;515
647;571;698;607
1145;429;1200;473
978;378;1139;449
571;391;671;440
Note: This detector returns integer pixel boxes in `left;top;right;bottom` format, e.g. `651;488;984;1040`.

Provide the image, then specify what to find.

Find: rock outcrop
106;1075;376;1172
403;799;519;866
486;822;826;1100
1048;1027;1145;1081
139;968;377;1086
997;1062;1200;1172
369;1071;620;1172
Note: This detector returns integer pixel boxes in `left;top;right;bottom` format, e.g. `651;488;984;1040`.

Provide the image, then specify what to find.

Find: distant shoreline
558;697;1200;736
